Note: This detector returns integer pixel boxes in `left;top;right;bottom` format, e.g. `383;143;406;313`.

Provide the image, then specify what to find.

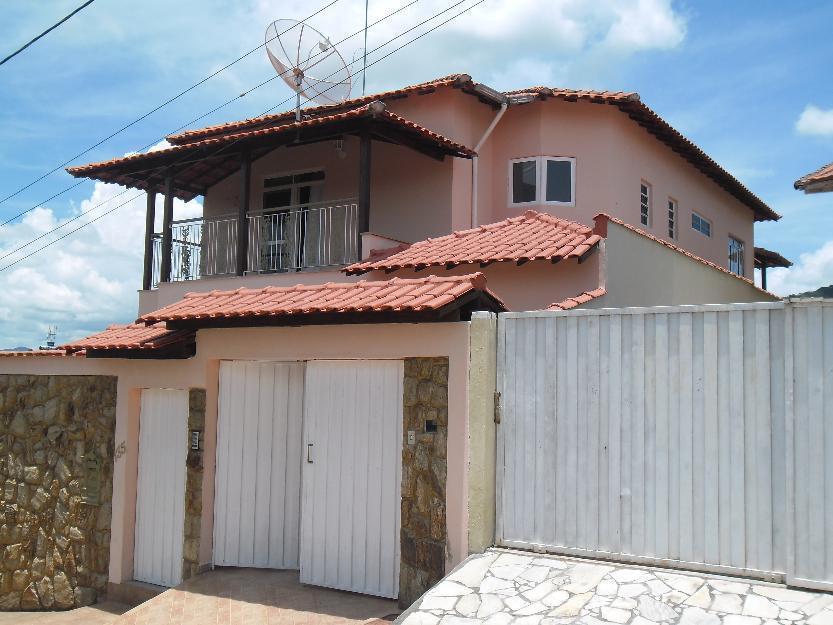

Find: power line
0;0;487;273
0;0;416;229
0;0;342;209
0;0;97;68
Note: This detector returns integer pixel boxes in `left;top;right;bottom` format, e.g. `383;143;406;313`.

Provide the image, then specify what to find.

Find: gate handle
306;443;313;463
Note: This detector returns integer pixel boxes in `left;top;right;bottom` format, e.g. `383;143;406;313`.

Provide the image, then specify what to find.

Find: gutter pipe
470;84;509;228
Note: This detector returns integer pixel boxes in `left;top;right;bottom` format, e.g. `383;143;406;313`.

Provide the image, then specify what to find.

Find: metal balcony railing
151;199;358;288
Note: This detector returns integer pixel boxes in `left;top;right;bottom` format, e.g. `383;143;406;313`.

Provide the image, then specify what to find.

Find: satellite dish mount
265;20;353;121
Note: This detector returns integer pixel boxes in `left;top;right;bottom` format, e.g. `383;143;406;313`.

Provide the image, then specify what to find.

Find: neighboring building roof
61;323;196;358
547;287;607;311
754;247;792;270
506;86;779;221
139;273;505;327
0;350;82;358
795;161;833;193
66;102;475;200
593;213;775;297
345;210;601;275
166;74;485;145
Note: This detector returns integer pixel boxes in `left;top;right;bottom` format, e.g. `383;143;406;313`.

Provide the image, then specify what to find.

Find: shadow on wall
0;375;117;611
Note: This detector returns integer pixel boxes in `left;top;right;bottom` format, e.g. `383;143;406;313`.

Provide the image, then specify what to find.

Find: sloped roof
795;161;833;193
547;288;607;311
167;74;480;145
345;210;601;275
139;273;505;327
754;247;792;270
66;102;475;200
61;323;195;358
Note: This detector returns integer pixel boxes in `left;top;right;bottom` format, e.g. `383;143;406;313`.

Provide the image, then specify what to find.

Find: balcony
150;199;359;287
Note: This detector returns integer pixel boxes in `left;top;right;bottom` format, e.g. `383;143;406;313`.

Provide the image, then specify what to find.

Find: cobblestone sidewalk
398;550;833;625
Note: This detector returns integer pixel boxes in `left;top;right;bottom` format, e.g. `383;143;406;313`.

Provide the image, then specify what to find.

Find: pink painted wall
0;322;473;589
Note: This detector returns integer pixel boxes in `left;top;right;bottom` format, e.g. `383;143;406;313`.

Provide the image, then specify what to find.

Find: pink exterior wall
0;322;473;588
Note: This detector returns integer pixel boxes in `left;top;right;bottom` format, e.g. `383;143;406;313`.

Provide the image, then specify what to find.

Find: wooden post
761;266;768;291
358;130;371;258
236;152;251;276
159;176;174;283
142;191;157;290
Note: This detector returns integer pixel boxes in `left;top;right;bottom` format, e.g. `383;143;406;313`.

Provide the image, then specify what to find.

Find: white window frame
508;156;576;207
640;182;651;227
691;211;712;238
728;235;745;276
667;197;678;239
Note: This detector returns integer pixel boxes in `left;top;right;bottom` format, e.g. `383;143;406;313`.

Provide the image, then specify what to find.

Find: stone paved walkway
398;549;833;625
0;600;130;625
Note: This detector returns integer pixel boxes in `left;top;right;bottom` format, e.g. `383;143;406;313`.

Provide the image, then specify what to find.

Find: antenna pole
362;0;369;95
295;73;303;121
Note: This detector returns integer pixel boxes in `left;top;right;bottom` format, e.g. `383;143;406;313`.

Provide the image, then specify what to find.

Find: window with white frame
691;211;711;237
640;183;651;226
728;236;745;275
667;198;677;239
509;157;575;206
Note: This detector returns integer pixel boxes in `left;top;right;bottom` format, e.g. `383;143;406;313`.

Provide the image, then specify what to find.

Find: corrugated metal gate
497;301;833;590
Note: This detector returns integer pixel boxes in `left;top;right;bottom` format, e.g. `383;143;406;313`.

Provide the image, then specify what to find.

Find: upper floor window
640;183;651;226
667;198;677;239
691;211;711;237
728;236;745;275
263;170;325;210
509;157;575;206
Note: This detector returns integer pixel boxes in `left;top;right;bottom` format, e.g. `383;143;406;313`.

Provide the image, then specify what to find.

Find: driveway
398;549;833;625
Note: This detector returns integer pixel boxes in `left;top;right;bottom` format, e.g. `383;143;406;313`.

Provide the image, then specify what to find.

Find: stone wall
400;357;448;608
182;389;205;581
0;374;117;610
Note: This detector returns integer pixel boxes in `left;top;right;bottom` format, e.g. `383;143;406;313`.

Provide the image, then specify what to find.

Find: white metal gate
300;360;404;599
498;304;789;580
214;361;305;568
134;388;189;587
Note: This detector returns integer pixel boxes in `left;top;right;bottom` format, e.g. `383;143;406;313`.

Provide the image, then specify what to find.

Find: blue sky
0;0;831;347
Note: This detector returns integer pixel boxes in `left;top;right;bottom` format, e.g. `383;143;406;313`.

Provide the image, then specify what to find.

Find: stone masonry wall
182;389;205;581
400;357;448;608
0;374;117;611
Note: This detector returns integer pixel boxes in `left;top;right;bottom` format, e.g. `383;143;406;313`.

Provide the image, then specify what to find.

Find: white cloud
765;239;833;296
0;182;201;348
796;105;833;137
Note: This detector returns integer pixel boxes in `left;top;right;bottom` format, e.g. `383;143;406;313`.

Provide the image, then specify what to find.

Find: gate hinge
494;391;502;424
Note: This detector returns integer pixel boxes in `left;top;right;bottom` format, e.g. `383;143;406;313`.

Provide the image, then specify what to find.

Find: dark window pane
264;175;293;188
295;170;325;183
546;160;572;203
263;188;292;209
512;160;537;203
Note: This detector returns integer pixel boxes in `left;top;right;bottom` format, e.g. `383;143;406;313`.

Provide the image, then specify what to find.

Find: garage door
134;388;189;587
300;360;404;599
214;361;305;568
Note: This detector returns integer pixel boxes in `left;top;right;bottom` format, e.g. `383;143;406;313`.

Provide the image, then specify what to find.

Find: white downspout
471;101;508;228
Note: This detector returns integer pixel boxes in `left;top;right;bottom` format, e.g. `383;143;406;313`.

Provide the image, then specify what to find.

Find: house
795;161;833;194
0;73;786;612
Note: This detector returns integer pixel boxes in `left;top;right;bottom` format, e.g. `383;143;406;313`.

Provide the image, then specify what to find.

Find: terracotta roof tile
795;161;833;192
61;323;194;354
140;273;505;324
166;74;474;144
547;287;607;310
754;247;792;269
0;350;82;358
594;213;776;298
345;210;601;275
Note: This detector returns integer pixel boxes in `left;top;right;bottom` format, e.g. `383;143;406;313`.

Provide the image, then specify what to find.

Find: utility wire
0;0;487;273
0;0;416;229
0;0;97;68
0;0;341;209
0;0;422;261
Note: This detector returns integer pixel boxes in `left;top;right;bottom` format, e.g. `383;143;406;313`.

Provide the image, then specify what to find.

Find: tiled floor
0;600;130;625
398;549;833;625
114;568;398;625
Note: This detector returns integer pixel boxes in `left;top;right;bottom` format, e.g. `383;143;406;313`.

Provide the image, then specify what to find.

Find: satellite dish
265;19;353;120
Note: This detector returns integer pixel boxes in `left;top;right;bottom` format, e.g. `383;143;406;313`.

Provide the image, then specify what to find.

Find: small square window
692;211;712;237
511;160;537;204
640;183;651;226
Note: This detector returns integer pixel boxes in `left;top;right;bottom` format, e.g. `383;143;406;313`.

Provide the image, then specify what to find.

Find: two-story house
0;74;788;612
